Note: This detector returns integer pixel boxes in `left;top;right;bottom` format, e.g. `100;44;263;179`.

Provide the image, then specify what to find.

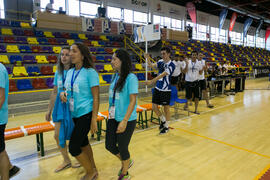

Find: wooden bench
5;121;55;156
5;115;106;156
4;104;155;157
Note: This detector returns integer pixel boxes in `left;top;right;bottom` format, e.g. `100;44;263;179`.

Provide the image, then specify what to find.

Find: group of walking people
0;43;213;180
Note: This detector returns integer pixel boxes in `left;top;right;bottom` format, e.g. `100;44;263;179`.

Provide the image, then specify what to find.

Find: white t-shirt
198;59;206;80
45;3;53;12
184;59;203;82
172;60;181;77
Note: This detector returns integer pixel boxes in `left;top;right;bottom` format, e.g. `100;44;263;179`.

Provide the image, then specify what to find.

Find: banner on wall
256;19;264;36
103;19;111;33
119;21;126;34
229;12;237;32
265;27;270;43
219;8;228;30
94;19;103;33
243;17;253;38
134;24;160;43
82;17;95;32
186;2;196;25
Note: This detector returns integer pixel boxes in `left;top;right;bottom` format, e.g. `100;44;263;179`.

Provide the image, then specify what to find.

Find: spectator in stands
105;49;138;180
46;47;80;172
198;52;214;108
144;47;175;134
182;51;203;114
45;0;54;12
0;63;20;180
186;24;193;40
60;43;99;180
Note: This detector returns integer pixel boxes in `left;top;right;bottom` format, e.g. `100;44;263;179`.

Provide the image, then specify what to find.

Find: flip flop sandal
54;163;71;173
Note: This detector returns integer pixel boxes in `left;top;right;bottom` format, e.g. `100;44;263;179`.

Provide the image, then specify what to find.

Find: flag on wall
186;2;197;25
256;19;263;36
265;26;270;43
229;12;237;32
219;8;228;31
243;17;253;38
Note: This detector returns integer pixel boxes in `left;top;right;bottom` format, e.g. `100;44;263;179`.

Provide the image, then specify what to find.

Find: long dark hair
113;49;132;92
72;43;94;69
57;46;70;76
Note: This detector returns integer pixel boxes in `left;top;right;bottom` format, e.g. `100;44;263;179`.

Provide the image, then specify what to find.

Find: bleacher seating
41;66;53;75
36;55;49;64
27;66;41;76
27;37;39;44
9;80;18;92
104;64;113;72
19;45;32;53
47;55;57;63
53;46;61;53
102;74;112;83
0;55;9;64
23;55;36;64
44;31;54;38
1;28;13;35
10;55;22;64
33;78;48;89
6;45;20;53
13;66;28;76
46;78;54;88
17;79;33;90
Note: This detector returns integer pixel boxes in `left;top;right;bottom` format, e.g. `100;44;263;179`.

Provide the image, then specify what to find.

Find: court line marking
172;99;270;160
254;163;270;180
174;127;270;160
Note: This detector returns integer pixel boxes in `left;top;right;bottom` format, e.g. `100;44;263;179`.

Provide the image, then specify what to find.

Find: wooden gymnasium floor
5;77;270;180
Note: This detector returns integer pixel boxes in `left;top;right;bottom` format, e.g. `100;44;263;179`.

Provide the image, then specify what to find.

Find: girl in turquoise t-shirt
46;47;80;172
60;43;99;180
105;49;138;180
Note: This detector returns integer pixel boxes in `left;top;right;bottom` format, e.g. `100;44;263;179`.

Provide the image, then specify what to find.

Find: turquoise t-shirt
53;70;68;93
109;73;138;122
0;63;9;125
64;67;99;118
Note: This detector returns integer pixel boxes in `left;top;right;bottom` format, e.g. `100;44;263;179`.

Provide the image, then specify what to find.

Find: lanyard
191;61;196;72
61;73;66;91
112;74;119;106
71;68;82;97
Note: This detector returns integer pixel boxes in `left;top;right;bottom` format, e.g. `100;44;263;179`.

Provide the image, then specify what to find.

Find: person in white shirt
198;52;214;108
171;55;182;90
182;51;203;114
45;0;54;12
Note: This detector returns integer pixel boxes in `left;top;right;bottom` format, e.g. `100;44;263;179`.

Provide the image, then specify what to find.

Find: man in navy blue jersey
145;47;175;134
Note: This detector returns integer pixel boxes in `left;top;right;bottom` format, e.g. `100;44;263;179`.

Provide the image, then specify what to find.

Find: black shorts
0;124;6;153
170;75;179;85
152;88;171;106
199;79;207;91
185;81;200;99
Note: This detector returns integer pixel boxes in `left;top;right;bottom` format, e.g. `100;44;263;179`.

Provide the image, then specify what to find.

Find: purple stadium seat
90;47;97;54
23;55;36;64
53;32;62;38
105;56;112;62
0;37;4;43
13;29;24;36
95;65;104;73
57;38;67;45
16;37;27;44
0;19;10;26
6;67;12;74
0;45;6;53
46;78;54;88
42;46;53;53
